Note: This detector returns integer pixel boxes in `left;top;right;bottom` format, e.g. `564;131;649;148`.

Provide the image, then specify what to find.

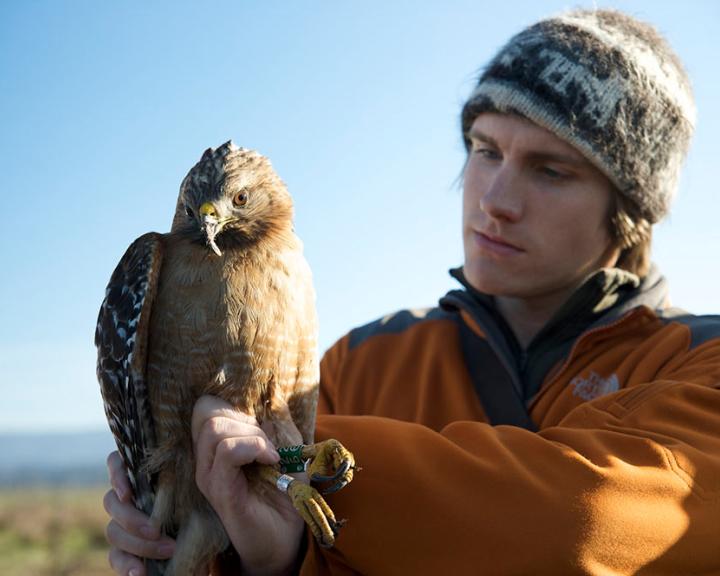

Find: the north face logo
571;371;620;401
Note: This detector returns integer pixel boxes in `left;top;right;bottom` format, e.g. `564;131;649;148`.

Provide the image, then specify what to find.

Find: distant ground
0;430;116;487
0;432;115;574
0;486;112;576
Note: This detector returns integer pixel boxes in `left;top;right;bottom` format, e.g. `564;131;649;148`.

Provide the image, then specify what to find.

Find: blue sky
1;0;718;432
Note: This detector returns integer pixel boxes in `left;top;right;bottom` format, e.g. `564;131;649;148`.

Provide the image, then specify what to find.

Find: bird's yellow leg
257;465;343;548
301;439;357;494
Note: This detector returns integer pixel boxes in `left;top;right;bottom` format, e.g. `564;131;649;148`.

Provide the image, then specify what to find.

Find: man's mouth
473;231;524;255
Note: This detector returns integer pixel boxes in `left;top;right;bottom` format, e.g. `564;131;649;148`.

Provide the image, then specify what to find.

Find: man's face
463;113;619;300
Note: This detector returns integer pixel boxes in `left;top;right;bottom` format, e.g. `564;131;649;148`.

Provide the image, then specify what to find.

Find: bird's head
171;141;294;255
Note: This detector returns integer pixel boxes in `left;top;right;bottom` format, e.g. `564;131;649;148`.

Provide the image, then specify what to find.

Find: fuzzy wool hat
461;9;695;223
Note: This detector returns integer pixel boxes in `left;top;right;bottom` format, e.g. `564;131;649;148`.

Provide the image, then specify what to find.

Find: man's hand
191;395;305;576
103;396;305;576
103;451;175;576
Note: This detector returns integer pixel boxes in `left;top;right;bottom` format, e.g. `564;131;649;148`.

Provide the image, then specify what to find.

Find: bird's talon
320;478;348;495
287;480;341;547
305;439;356;494
311;459;350;483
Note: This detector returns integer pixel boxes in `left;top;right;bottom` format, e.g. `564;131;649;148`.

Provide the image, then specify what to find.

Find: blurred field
0;486;112;576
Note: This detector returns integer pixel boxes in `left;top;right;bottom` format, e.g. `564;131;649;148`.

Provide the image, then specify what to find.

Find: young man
104;9;720;575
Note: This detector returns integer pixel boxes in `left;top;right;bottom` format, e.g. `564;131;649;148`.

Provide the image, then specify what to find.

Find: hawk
95;142;355;575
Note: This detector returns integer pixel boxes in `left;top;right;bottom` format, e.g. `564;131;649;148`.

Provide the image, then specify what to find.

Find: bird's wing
95;232;164;516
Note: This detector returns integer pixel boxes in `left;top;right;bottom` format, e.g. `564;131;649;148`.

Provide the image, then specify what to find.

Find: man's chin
463;262;511;296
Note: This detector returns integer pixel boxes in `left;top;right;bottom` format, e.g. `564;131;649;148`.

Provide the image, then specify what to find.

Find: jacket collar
446;265;668;334
441;265;669;401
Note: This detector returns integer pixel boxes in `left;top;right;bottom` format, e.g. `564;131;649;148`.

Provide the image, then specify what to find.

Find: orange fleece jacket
300;273;720;575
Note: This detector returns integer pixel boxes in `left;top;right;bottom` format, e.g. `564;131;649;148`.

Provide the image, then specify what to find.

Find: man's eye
473;146;501;160
539;166;567;179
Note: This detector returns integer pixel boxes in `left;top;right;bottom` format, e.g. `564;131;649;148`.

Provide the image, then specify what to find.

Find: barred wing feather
95;232;163;516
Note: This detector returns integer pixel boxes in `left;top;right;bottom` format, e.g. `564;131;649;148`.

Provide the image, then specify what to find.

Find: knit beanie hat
461;9;695;223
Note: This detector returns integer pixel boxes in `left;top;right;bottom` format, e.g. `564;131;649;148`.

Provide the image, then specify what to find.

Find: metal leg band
276;474;295;493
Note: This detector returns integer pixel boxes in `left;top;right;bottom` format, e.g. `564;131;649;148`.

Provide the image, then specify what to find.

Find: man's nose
480;164;524;222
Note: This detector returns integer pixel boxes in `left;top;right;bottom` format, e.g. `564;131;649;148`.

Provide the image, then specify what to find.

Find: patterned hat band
461;10;695;224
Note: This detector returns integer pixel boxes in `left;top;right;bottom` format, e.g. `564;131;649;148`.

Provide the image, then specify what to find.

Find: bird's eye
185;204;195;218
233;191;249;207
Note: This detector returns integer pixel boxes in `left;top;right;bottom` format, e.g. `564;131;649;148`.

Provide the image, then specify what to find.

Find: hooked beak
199;202;223;256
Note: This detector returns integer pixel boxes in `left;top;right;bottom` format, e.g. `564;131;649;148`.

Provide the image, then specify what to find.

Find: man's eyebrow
525;151;588;167
467;129;498;147
469;128;589;167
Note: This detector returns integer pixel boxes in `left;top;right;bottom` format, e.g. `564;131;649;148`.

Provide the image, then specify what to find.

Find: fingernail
158;542;175;557
271;449;281;462
129;569;142;576
114;486;126;501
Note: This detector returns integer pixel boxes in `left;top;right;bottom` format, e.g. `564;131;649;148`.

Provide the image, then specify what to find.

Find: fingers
106;518;175;561
105;449;174;576
108;545;146;576
192;395;280;472
198;416;280;467
191;395;283;511
191;395;257;444
103;489;175;562
102;489;159;540
107;451;132;503
194;417;281;497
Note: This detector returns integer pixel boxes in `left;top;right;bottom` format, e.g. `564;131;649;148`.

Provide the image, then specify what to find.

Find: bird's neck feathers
167;223;301;262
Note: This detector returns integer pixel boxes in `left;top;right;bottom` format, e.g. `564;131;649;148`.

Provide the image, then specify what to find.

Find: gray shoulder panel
348;307;455;351
658;308;720;350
